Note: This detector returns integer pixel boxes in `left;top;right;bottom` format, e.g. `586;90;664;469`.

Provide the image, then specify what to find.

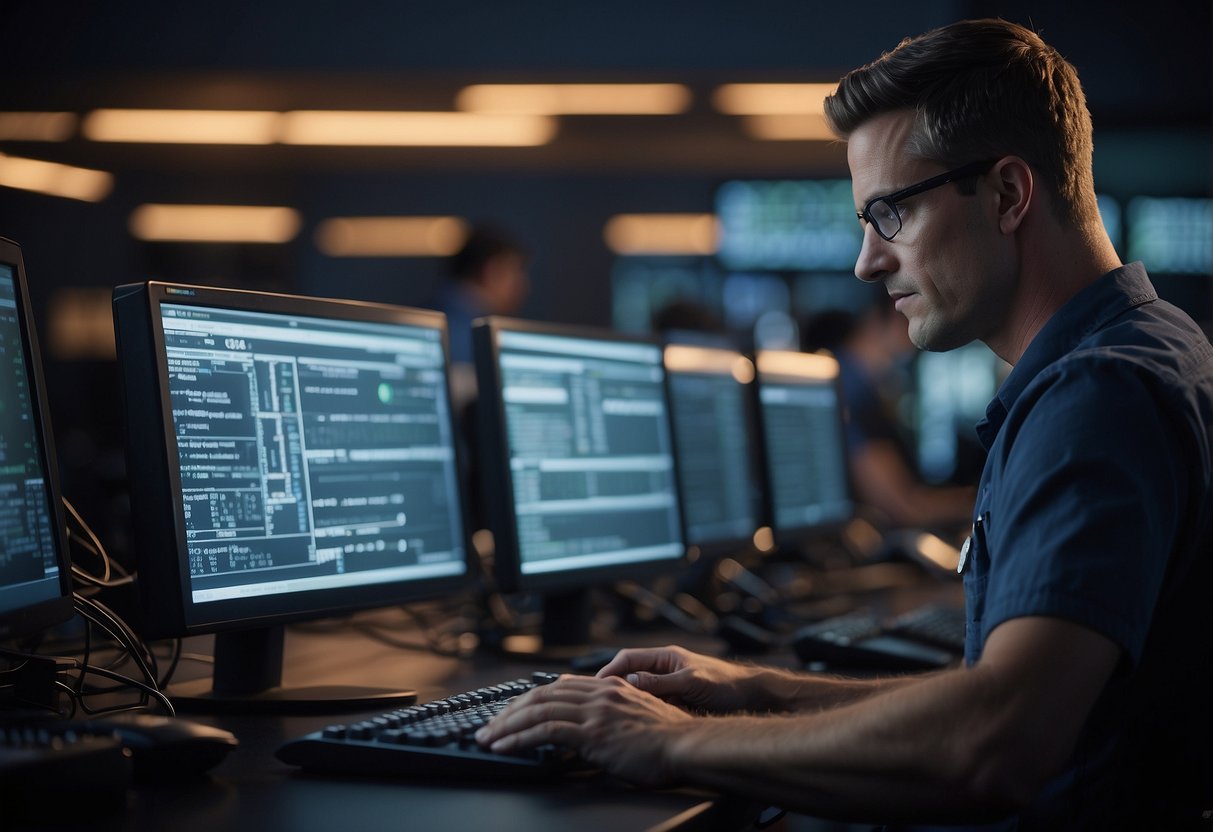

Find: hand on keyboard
476;673;694;788
277;673;581;780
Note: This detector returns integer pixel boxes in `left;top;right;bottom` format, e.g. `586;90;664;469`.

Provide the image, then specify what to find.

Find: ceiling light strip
712;83;836;115
83;109;280;144
279;111;556;146
0;153;113;202
604;213;719;256
130;204;301;243
456;84;691;115
316;216;469;257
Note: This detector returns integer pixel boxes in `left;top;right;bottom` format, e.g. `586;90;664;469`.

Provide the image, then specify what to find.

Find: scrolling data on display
159;302;466;609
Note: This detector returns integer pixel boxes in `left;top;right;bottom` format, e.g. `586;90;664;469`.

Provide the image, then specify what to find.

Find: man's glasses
858;159;998;241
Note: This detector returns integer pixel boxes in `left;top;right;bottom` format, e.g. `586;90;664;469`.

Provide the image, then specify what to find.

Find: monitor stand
497;588;616;668
166;625;417;715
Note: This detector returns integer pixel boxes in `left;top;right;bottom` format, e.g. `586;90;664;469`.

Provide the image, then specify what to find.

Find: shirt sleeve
979;354;1188;665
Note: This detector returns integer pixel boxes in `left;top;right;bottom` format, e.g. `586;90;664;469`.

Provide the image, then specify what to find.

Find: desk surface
36;606;761;832
17;568;960;832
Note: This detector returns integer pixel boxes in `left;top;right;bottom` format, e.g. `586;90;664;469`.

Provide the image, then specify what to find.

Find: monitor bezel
750;348;856;547
0;237;74;640
660;332;765;561
473;315;687;595
113;281;474;639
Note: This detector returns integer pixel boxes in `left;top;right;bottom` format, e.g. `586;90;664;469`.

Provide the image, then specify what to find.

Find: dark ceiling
0;0;1208;177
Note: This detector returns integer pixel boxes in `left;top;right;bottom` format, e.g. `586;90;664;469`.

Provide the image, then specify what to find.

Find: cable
73;663;174;717
71;563;136;589
73;598;158;690
62;498;131;584
63;499;135;589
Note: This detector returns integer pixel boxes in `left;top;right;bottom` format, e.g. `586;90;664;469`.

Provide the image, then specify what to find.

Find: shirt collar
975;262;1156;448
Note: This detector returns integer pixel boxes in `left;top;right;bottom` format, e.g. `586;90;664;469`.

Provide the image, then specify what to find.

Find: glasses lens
869;199;901;240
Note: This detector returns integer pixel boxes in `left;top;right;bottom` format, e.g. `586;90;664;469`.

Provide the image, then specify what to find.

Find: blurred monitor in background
802;293;976;533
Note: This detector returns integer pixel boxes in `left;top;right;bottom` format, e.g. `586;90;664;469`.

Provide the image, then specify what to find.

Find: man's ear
993;156;1033;234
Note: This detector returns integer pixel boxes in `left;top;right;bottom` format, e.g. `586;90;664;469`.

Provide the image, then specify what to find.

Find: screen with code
756;351;853;533
493;330;683;577
159;303;466;605
0;263;61;617
664;345;760;548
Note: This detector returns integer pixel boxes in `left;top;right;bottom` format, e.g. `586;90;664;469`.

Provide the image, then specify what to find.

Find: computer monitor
472;317;685;652
661;334;765;561
912;342;1008;485
751;350;854;551
112;282;471;712
0;238;73;644
714;179;862;272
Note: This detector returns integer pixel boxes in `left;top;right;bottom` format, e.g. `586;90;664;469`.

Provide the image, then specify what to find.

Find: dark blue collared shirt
954;263;1213;828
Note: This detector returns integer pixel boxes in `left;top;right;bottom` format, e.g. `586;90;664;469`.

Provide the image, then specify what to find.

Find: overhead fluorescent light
0;153;113;202
456;84;692;115
742;113;835;141
82;109;280;144
604;213;719;256
130;204;301;243
755;349;838;381
279;111;556;146
316;216;469;257
0;112;78;141
712;83;836;115
664;345;755;383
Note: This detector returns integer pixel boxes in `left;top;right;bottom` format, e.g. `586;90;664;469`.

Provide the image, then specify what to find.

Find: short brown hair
824;19;1097;228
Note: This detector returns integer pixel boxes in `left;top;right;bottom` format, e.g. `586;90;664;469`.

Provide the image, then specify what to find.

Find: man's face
848;110;1015;352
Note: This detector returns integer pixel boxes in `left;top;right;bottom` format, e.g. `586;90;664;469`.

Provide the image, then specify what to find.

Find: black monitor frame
660;330;766;562
473;316;686;602
0;237;73;643
750;348;855;551
113;281;473;710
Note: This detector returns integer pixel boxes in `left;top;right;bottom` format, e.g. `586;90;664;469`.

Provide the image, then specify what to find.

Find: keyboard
1;720;134;817
276;671;583;780
886;603;967;653
791;603;965;671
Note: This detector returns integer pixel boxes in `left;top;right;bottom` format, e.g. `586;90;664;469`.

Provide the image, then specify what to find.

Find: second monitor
113;282;472;711
473;317;685;652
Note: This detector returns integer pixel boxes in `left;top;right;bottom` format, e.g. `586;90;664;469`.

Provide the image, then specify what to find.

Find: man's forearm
746;664;931;713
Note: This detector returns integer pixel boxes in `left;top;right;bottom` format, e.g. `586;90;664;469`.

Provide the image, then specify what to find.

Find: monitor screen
1126;196;1213;275
113;282;470;709
663;341;763;557
912;343;1008;484
754;350;854;542
715;179;862;272
0;239;72;641
473;318;684;596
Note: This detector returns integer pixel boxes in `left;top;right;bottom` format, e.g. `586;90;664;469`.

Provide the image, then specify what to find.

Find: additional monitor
662;335;764;560
610;256;723;335
0;238;73;642
112;282;471;712
473;317;684;650
715;179;862;272
1126;196;1213;276
752;350;854;549
912;343;1008;484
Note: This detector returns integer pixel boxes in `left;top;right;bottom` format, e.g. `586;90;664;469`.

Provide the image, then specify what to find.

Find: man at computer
478;19;1213;828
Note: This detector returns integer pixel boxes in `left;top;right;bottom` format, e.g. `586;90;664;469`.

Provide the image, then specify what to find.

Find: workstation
1;3;1210;830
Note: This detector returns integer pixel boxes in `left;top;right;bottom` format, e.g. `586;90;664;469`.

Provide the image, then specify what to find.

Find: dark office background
0;0;1209;558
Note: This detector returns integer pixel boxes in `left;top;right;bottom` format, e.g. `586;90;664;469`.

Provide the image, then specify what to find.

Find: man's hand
475;674;694;787
596;644;763;712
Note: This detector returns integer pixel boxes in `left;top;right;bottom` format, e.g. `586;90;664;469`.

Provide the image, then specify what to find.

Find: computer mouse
89;713;239;781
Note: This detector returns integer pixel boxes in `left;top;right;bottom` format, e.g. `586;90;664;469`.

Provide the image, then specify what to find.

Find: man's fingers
485;720;584;754
597;646;684;679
